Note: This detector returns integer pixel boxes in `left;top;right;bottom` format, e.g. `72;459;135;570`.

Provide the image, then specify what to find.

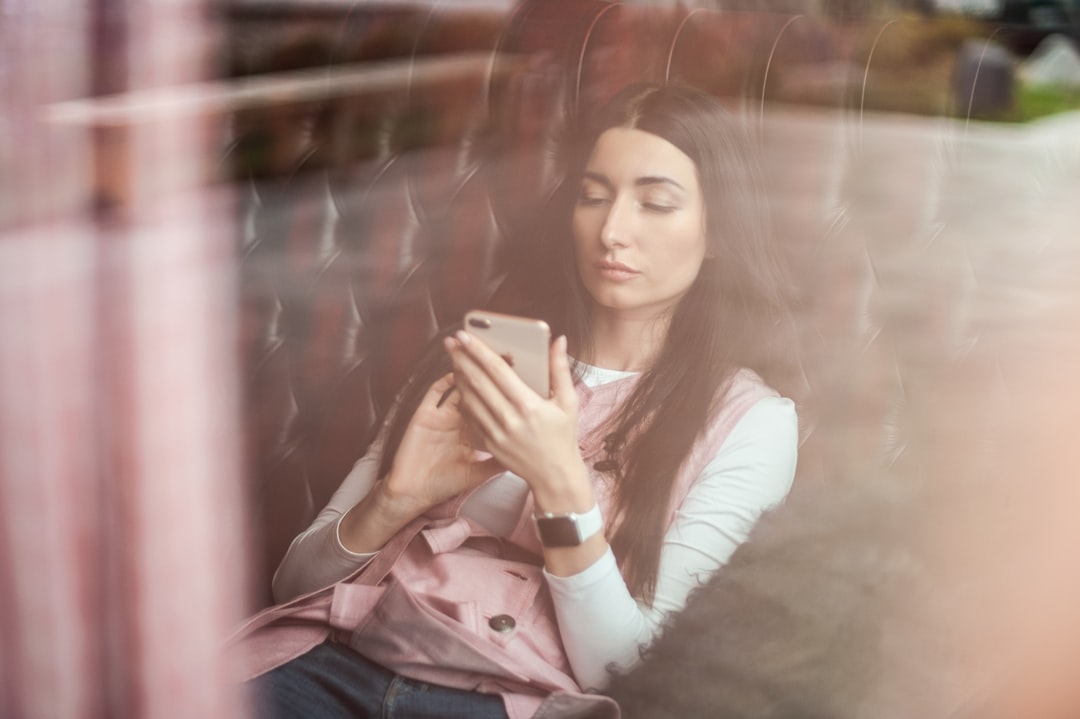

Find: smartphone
463;310;551;397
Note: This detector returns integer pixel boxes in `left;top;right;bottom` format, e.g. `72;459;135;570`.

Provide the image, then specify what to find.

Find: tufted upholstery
227;0;1080;609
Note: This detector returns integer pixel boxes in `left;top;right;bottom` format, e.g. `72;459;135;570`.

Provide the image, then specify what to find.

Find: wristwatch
533;504;603;548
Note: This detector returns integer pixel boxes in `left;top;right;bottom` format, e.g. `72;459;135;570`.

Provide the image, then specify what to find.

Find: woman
236;83;798;719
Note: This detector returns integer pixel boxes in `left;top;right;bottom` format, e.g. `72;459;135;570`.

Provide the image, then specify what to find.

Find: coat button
488;614;516;633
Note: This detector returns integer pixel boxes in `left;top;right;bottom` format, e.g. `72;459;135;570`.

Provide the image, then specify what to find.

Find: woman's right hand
381;372;502;516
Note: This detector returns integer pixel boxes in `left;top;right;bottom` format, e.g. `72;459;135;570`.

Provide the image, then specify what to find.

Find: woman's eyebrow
583;171;685;192
634;176;685;192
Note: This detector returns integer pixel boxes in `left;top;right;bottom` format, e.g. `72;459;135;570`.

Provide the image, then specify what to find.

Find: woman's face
572;127;708;323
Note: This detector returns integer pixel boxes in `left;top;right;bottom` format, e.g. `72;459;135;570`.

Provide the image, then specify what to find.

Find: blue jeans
250;641;510;719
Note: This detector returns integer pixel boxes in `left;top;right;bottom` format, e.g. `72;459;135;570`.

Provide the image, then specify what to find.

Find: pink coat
228;369;776;718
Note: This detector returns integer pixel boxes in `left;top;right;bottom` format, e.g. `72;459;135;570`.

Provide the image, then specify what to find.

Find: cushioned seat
228;1;1080;618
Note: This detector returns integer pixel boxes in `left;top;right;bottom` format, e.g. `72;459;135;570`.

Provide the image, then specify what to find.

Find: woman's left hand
444;332;592;512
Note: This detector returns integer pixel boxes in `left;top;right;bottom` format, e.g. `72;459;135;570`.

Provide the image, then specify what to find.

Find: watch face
536;515;583;547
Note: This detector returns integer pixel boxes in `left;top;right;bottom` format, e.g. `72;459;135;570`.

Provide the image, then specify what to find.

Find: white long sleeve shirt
271;362;798;690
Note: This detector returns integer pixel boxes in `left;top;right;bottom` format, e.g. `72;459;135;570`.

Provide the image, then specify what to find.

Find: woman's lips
596;260;640;282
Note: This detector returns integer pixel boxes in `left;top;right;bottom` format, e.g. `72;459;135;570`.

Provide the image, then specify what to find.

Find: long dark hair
378;83;791;603
549;84;790;601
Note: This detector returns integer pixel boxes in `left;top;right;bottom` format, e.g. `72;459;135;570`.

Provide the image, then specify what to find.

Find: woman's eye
578;195;609;207
642;202;676;214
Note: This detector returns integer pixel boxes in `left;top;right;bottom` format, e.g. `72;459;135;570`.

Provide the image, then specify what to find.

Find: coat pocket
342;578;536;685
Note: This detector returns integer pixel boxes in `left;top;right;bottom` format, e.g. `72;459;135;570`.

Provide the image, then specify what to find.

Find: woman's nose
600;198;632;248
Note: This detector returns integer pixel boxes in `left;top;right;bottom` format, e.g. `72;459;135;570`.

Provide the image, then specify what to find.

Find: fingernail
558;335;568;351
455;330;471;344
443;336;456;351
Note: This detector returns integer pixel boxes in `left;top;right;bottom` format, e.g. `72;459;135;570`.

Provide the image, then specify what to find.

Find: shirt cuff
544;546;620;599
333;514;379;563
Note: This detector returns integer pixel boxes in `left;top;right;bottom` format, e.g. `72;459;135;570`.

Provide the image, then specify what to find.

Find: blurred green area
999;81;1080;121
